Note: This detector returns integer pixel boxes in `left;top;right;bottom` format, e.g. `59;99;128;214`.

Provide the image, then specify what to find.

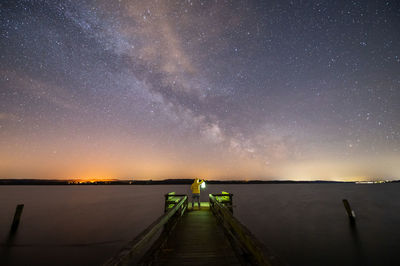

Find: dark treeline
0;178;375;185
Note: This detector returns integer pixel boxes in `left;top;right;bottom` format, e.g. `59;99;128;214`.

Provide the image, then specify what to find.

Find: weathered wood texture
153;205;242;266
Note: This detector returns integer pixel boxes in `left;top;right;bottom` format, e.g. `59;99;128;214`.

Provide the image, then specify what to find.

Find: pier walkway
104;193;284;266
156;203;241;265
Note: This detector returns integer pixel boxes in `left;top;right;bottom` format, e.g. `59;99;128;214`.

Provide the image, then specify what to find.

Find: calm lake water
1;184;400;266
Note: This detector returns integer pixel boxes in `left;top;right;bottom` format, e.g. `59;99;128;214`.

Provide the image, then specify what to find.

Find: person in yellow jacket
190;178;205;209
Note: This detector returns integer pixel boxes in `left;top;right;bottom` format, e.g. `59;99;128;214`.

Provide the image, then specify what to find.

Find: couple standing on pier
190;178;205;209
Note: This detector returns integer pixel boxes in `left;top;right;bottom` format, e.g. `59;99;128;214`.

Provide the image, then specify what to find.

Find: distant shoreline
0;179;398;185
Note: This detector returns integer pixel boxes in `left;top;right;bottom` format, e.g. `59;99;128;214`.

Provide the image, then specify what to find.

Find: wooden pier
104;192;285;266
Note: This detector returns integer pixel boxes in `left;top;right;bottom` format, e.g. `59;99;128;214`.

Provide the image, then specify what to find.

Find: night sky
1;0;399;180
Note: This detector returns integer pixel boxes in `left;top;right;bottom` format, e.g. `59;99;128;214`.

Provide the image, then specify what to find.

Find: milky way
1;0;399;180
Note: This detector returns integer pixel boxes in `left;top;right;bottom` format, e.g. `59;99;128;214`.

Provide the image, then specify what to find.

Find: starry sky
0;0;399;181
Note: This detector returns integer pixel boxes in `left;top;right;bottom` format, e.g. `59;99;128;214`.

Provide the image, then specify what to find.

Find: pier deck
155;203;241;265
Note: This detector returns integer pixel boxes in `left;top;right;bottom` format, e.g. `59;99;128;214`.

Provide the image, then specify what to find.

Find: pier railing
212;191;233;213
164;192;188;213
103;193;188;266
209;193;285;266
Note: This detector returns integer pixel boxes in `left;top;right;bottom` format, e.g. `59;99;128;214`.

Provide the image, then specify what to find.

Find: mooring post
342;199;356;222
10;204;24;233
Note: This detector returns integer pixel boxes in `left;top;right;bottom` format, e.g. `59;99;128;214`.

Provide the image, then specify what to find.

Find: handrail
212;192;233;212
209;194;285;266
104;195;188;266
165;192;188;212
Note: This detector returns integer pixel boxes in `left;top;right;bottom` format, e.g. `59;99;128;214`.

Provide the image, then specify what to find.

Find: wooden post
164;194;169;213
10;204;24;233
229;194;233;214
342;199;356;221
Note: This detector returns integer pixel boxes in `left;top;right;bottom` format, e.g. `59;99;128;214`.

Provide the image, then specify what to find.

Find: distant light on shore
355;180;392;184
67;178;118;184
